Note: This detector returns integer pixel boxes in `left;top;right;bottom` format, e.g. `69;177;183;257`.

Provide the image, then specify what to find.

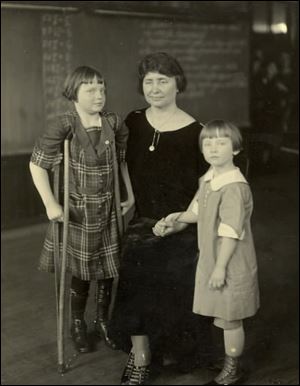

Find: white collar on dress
204;167;248;191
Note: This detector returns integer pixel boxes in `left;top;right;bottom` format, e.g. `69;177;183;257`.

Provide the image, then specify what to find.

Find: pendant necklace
149;130;160;151
148;108;177;152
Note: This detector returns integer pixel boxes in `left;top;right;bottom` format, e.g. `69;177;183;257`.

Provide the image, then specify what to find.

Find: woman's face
76;76;106;114
142;72;177;108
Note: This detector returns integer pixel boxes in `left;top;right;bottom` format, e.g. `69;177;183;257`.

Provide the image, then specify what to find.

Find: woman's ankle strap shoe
120;351;135;384
127;364;150;385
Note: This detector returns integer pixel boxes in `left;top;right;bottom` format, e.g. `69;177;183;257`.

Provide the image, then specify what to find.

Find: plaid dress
30;108;128;281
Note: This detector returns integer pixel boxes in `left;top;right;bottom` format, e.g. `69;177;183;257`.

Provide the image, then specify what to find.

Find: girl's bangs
201;126;231;139
81;68;104;85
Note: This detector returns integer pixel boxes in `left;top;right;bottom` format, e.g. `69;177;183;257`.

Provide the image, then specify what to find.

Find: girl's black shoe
204;355;245;385
70;318;90;353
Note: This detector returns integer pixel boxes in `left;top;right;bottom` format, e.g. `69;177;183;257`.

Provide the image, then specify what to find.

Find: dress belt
68;184;110;195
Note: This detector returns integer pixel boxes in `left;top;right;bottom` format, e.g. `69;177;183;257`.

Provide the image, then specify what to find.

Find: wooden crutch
52;139;70;374
53;163;61;324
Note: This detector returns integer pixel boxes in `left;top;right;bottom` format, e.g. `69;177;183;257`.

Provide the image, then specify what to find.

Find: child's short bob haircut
138;52;187;95
199;119;243;152
62;66;105;102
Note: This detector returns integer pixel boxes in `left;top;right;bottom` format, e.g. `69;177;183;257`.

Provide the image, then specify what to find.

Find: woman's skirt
109;217;212;368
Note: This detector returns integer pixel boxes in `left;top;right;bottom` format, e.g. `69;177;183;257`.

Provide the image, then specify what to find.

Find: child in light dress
153;120;260;385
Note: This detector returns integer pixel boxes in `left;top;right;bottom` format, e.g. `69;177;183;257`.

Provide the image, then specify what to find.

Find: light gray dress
193;168;260;321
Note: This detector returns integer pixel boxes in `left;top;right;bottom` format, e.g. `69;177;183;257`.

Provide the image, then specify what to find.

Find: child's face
202;136;237;170
76;76;106;114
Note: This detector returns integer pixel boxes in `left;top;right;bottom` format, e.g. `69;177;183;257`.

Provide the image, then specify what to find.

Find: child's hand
208;266;226;290
46;201;64;222
152;212;186;237
121;199;133;216
164;212;182;226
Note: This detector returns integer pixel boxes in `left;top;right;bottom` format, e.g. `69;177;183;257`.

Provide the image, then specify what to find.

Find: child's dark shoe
204;355;245;385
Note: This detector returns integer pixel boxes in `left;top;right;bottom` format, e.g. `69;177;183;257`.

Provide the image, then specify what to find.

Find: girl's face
202;136;238;172
142;72;177;108
76;76;106;114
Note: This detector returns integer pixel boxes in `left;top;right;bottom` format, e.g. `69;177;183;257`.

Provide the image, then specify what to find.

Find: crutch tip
58;363;67;374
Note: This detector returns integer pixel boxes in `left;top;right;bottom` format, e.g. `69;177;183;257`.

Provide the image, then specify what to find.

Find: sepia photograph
1;1;299;385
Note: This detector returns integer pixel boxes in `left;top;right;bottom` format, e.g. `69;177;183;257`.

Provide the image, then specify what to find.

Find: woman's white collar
204;167;248;191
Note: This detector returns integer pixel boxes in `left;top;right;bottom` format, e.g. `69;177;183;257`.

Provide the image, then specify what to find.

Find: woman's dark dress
110;109;212;368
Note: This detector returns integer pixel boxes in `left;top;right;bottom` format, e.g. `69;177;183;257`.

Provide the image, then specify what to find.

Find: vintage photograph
1;1;299;385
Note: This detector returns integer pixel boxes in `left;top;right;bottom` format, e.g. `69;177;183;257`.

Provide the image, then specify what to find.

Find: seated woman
109;52;212;385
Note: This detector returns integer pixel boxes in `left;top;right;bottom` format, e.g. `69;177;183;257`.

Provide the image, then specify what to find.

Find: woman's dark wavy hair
62;66;105;102
137;52;187;94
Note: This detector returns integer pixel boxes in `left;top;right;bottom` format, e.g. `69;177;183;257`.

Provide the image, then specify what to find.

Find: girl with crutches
29;66;129;360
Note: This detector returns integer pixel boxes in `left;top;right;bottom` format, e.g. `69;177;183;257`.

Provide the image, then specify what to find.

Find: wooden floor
2;157;299;385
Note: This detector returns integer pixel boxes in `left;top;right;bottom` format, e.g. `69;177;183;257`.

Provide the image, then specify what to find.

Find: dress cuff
218;222;245;240
30;146;63;170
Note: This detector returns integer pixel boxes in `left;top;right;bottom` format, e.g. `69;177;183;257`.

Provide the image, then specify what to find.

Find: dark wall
1;155;47;229
2;6;251;154
2;3;251;229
